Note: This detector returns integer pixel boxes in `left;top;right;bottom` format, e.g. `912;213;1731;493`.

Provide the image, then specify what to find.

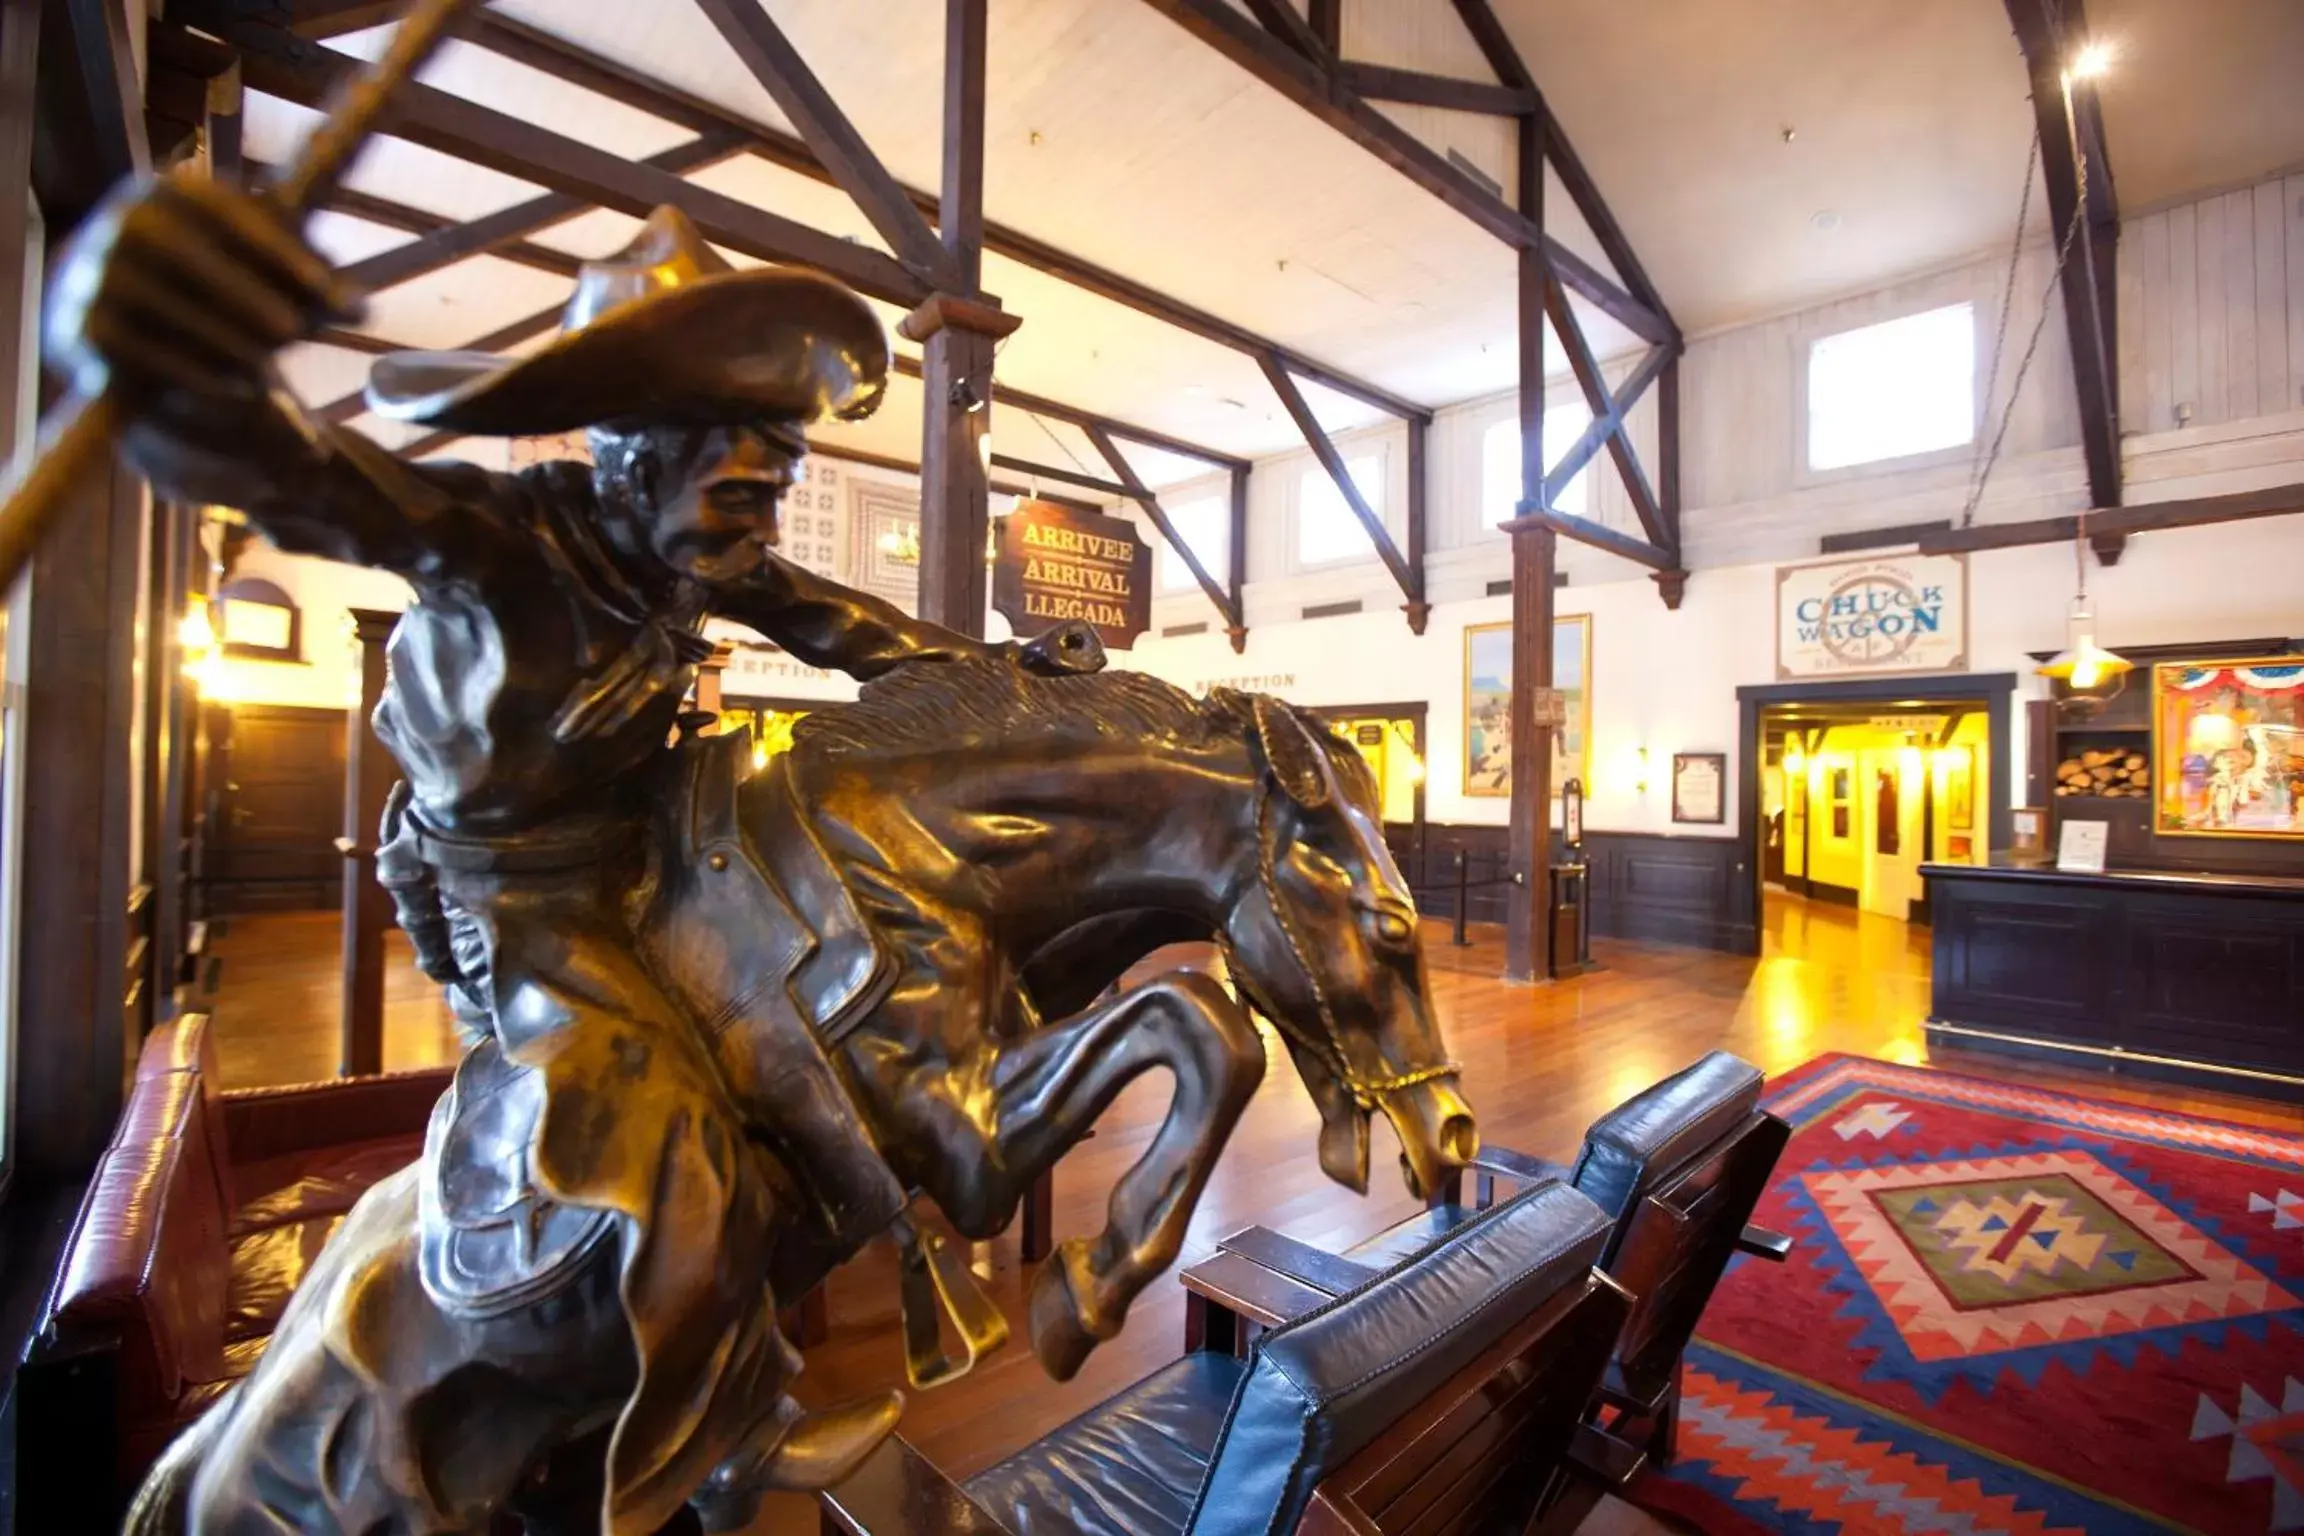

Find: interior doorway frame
1310;699;1429;838
1732;672;2018;941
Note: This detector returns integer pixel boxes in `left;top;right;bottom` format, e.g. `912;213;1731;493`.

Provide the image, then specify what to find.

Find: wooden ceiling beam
1241;0;1328;62
690;0;960;290
313;301;566;425
217;17;932;308
466;14;1430;422
284;0;401;40
1335;63;1535;117
815;442;1099;512
1137;0;1674;348
1083;422;1240;638
987;453;1131;501
1259;352;1421;615
890;354;1248;472
1307;0;1339;54
1451;0;1672;333
1501;507;1672;571
1913;483;2304;556
337;130;745;293
2005;0;2120;516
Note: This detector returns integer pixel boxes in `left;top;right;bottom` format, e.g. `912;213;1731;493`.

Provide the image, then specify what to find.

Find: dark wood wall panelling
1389;822;1754;956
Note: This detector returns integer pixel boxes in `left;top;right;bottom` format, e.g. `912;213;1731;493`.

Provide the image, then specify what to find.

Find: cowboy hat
364;206;889;436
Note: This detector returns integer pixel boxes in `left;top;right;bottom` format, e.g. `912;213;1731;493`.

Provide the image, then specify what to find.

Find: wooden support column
909;297;1016;634
1226;463;1249;654
1502;109;1554;986
338;609;396;1078
693;641;732;726
909;0;1009;636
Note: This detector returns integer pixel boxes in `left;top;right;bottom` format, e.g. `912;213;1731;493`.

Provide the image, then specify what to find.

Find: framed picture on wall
2151;658;2304;838
1943;745;1974;831
1671;752;1726;824
1462;615;1591;799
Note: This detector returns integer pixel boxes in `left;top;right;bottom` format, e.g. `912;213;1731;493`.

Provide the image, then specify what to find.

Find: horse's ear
1253;696;1333;810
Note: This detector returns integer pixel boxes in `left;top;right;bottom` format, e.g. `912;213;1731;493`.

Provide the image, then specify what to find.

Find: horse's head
1217;693;1477;1201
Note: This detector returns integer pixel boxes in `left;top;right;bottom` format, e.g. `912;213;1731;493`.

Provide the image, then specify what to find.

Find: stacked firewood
2055;749;2150;798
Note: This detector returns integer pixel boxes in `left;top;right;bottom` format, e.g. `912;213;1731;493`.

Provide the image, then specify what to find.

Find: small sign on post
1529;686;1569;729
992;499;1152;651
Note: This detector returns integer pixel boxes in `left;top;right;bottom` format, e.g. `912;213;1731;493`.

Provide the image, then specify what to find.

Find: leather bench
14;1013;449;1522
821;1179;1630;1536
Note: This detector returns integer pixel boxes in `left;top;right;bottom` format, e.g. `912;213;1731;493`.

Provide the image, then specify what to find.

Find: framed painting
1463;615;1591;799
2152;658;2304;838
1671;752;1726;824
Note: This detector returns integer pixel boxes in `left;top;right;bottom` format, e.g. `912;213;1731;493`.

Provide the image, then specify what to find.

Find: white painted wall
1121;168;2304;837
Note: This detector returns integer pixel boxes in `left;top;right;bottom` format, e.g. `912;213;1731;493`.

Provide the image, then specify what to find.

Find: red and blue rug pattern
1632;1054;2304;1535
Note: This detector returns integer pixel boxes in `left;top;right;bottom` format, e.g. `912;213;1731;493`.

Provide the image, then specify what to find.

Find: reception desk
1923;860;2304;1095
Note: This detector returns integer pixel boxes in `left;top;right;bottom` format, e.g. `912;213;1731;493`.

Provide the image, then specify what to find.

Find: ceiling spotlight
1810;209;1843;232
2069;40;2113;80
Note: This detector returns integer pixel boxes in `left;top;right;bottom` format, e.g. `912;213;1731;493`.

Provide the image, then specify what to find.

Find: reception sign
993;499;1151;651
1774;552;1968;680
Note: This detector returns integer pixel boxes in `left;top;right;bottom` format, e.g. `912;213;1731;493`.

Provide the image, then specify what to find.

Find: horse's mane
791;656;1259;762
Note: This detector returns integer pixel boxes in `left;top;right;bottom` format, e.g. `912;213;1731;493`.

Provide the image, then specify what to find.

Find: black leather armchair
819;1180;1631;1536
1331;1050;1793;1460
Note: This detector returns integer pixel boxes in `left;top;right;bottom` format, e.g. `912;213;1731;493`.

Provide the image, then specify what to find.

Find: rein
1220;774;1460;1114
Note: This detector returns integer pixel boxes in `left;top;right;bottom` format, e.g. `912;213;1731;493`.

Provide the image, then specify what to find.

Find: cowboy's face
617;422;802;583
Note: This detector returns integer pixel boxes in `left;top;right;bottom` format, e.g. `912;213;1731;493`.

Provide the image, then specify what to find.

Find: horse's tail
121;1391;229;1536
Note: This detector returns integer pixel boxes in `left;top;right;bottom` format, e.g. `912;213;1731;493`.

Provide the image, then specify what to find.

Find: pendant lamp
2036;507;2131;691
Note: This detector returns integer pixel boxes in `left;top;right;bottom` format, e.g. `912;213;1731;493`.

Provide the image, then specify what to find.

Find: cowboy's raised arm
717;551;1106;681
47;173;513;575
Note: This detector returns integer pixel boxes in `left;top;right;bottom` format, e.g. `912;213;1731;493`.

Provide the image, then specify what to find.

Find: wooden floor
202;892;2304;1532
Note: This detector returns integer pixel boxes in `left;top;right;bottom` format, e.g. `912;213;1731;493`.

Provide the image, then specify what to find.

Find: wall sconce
1630;744;1650;793
1783;744;1806;776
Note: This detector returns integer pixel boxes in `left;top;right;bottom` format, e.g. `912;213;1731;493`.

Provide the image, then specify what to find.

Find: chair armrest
1471;1146;1574;1185
1216;1225;1380;1296
220;1067;453;1162
817;1435;1006;1536
1736;1224;1794;1262
1178;1250;1329;1329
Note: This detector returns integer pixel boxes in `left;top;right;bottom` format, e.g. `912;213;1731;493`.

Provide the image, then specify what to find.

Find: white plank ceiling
243;0;2299;488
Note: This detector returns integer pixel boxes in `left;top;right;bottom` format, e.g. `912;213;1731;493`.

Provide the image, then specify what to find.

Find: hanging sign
1775;552;1968;680
993;499;1151;651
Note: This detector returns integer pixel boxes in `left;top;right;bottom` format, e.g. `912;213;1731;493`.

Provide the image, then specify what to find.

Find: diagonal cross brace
1083;423;1239;636
691;0;962;292
1258;353;1419;608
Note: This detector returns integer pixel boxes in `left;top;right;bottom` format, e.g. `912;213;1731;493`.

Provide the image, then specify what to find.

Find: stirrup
891;1213;1009;1388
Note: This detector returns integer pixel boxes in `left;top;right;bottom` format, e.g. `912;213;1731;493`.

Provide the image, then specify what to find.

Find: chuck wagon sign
1775;552;1968;680
994;498;1153;651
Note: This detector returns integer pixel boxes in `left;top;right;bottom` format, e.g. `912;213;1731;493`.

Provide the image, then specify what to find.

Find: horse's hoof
1028;1240;1116;1382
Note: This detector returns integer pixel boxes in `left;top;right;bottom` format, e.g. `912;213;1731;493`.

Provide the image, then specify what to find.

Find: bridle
1218;772;1460;1115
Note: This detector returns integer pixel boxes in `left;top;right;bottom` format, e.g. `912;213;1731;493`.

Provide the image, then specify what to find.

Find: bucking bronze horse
130;658;1473;1534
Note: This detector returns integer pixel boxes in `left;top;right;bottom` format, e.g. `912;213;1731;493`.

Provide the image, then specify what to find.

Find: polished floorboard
201;893;2304;1533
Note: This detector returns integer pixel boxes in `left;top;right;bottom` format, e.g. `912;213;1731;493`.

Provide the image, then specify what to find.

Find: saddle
648;731;1005;1385
416;730;1002;1383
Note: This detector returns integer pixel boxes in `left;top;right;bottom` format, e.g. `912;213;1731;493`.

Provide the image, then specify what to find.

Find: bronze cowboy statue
57;169;1474;1535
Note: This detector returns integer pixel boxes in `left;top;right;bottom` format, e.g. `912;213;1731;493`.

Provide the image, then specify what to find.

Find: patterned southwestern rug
1631;1053;2304;1536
